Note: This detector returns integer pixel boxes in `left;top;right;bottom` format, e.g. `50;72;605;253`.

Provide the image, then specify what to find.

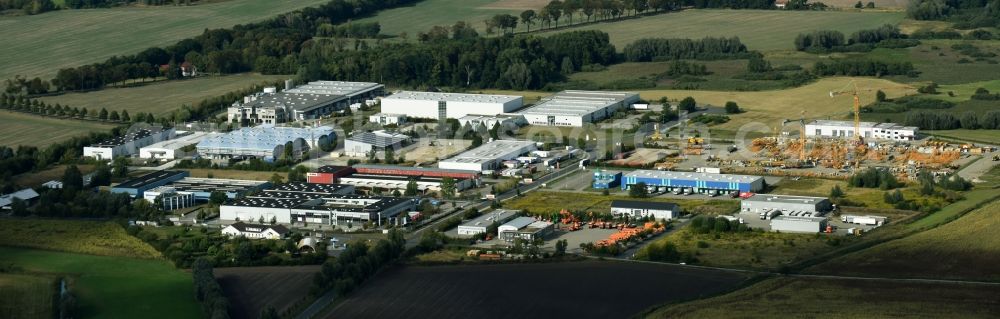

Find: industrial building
621;170;765;194
369;113;407;126
306;165;356;184
438;140;537;172
498;217;554;242
353;164;480;180
0;188;39;209
516;90;640;127
196;125;335;161
592;170;622;189
456;209;519;236
227;80;384;125
610;200;681;221
769;216;827;233
221;222;290;240
141;177;270;210
83;128;175;160
804;120;918;141
339;174;474;193
139;131;220;159
741;194;832;214
220;182;414;226
379;91;523;119
344;130;409;157
111;170;190;198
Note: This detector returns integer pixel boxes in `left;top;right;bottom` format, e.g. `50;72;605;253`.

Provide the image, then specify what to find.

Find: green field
0;219;161;258
567;60;793;91
1;247;201;319
0;0;329;80
541;9;905;51
0;273;55;319
38;73;286;116
926;129;1000;144
0;110;116;147
504;191;739;216
809;199;1000;280
646;277;1000;318
354;0;541;37
638;228;842;271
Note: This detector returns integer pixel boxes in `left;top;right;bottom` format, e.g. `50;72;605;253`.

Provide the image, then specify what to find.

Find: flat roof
341;174;463;183
197;125;334;153
114;170;188;190
141;131;219;152
353;164;480;175
316;165;354;174
460;209;519;228
347;131;408;148
625;170;763;184
228;196;310;209
383;91;521;104
807;120;918;131
744;194;828;205
89;129;154;147
771;215;826;222
162;177;268;194
267;182;353;195
283;81;383;97
441;140;536;165
516;90;638;117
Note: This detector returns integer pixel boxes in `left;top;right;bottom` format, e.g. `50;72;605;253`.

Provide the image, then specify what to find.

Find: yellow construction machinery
830;81;875;168
649;123;664;141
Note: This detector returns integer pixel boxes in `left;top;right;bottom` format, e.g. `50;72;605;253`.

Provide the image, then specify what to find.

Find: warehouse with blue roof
621;170;764;194
196;125;335;161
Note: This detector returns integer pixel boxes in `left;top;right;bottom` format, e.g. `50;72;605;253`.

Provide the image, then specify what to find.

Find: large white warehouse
140;131;220;159
84;128;175;160
438;140;537;172
804;120;918;141
516;90;640;127
379;91;523;119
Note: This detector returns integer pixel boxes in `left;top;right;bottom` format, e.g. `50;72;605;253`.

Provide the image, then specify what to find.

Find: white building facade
438;140;537;172
84;128;175;160
380;91;523;119
804;120;918;141
516;90;640;127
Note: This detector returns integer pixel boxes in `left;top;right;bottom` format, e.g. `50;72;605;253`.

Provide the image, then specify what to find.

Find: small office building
457;209;519;236
498;217;554;242
84;128;176;160
770;216;827;233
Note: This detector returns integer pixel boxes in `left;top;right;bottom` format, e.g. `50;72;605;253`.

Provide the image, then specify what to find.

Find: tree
209;191;228;205
282;141;294;160
866;1;875;8
830;185;844;198
554;239;568;256
876;90;887;102
678;97;697;113
628;182;648;198
121;110;131;122
520;10;536;32
89;161;112;187
260;306;279;319
724;101;741;114
112;157;129;178
440;177;456;199
62;165;84;191
546;1;563;27
404;180;420;196
269;173;285;185
98;108;109;120
855;1;863;8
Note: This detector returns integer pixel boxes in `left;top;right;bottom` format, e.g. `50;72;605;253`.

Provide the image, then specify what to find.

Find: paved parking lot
542;228;619;254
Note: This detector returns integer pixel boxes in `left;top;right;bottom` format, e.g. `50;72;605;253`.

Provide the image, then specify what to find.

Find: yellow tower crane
799;110;807;161
829;81;872;146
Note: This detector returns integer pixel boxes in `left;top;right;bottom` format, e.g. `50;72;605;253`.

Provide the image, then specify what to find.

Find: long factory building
438;139;537;172
621;170;765;194
741;194;832;214
516;90;639;127
220;182;414;225
379;91;523;119
228;80;384;124
804;120;918;141
196;125;335;161
83;128;175;160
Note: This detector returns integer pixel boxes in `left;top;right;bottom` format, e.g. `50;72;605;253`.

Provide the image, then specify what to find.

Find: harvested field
326;261;747;319
808;200;1000;281
38;74;285;116
0;111;116;147
646;277;1000;318
215;266;320;319
479;0;548;10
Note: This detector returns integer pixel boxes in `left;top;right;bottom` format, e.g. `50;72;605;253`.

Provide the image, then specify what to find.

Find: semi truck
842;215;886;226
759;210;781;220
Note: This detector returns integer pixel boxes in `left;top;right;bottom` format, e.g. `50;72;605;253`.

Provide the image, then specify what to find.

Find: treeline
863;96;954;113
907;0;1000;29
903;110;1000;130
310;230;406;296
794;25;918;53
64;0;203;9
623;37;749;62
129;225;327;268
848;167;901;190
297;30;616;90
192;258;230;319
316;21;381;38
48;0;420;91
812;59;916;77
0;0;55;15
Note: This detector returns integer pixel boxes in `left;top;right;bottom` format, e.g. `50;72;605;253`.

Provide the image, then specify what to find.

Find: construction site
641;82;995;181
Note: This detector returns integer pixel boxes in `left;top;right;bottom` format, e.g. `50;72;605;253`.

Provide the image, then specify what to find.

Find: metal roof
114;170;188;189
283;81;383;97
624;170;763;184
516;90;638;117
611;200;680;211
500;216;536;230
347;131;408;148
89;129;154;147
771;215;826;222
807;120;918;131
744;194;828;205
353;164;479;175
383;91;521;104
442;140;536;165
141;131;218;151
460;209;519;228
197;125;334;153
